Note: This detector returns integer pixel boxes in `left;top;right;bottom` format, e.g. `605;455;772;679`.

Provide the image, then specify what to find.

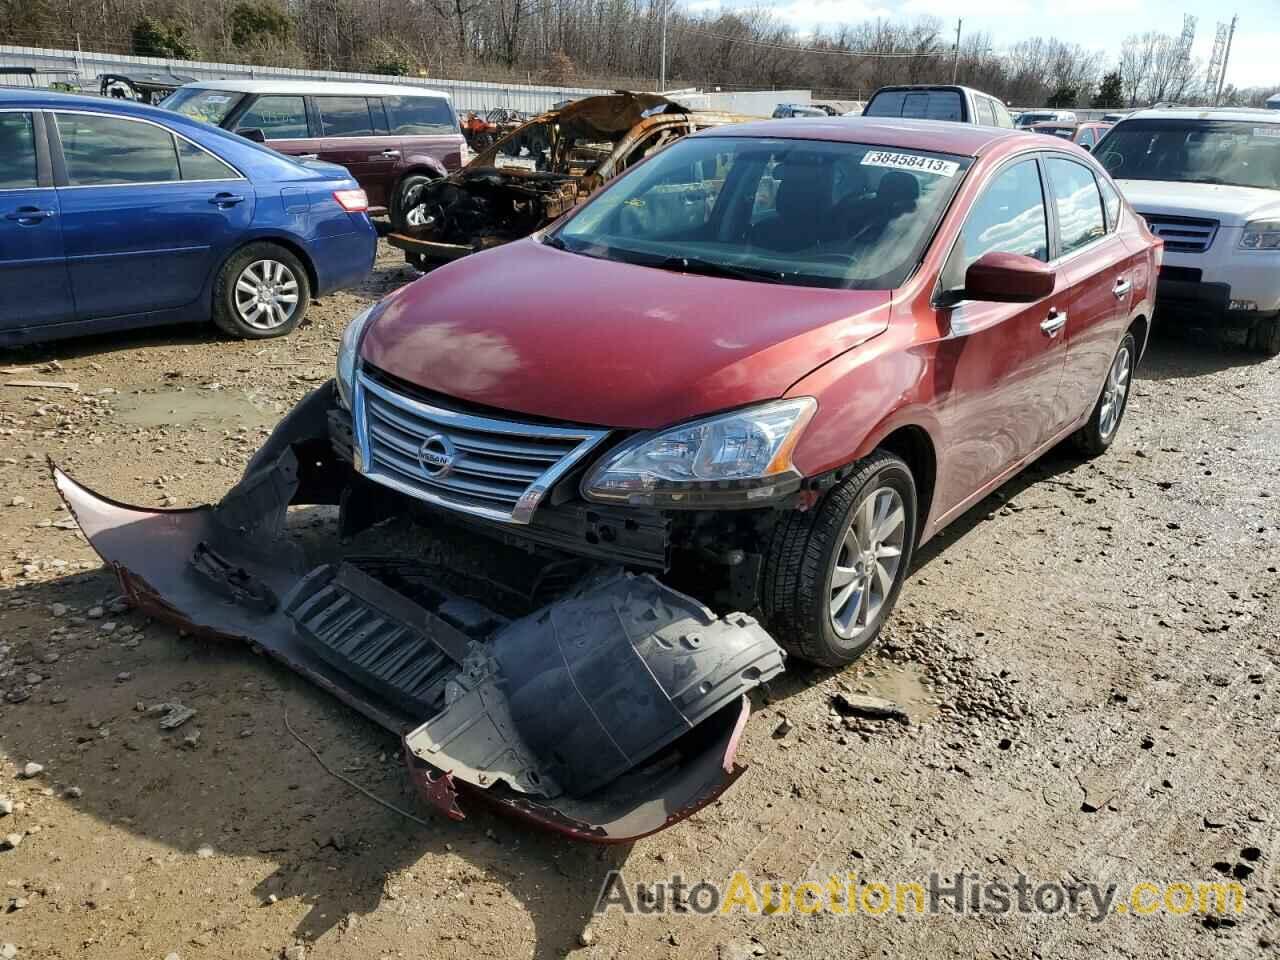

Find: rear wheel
761;451;917;667
1072;331;1135;457
211;242;310;340
1248;316;1280;357
390;173;434;233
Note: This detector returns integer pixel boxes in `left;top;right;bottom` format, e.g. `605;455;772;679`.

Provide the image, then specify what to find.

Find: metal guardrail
0;43;612;114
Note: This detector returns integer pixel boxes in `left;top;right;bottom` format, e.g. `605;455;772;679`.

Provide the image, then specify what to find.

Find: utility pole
1215;14;1237;106
951;18;962;84
659;0;668;93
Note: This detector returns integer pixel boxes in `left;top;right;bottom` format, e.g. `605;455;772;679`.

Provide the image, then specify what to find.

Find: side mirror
962;251;1055;303
1079;142;1092;152
237;127;267;143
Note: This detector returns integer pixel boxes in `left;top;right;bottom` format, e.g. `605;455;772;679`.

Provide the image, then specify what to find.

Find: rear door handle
208;193;246;207
298;153;319;161
1040;309;1067;337
1113;277;1132;299
5;206;55;224
379;149;401;159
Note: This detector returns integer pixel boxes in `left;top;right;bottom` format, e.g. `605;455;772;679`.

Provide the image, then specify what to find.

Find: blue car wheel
212;242;312;339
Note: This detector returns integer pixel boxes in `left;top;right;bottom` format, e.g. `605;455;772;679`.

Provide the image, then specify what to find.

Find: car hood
360;239;891;429
1116;179;1280;227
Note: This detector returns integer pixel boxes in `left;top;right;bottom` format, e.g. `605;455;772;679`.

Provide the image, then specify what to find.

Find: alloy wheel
829;485;907;641
233;259;300;330
1098;343;1132;440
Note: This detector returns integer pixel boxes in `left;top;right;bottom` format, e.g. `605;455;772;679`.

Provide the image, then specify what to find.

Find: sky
684;0;1279;90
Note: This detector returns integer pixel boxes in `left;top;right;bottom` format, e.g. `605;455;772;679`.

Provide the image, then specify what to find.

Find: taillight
333;189;369;213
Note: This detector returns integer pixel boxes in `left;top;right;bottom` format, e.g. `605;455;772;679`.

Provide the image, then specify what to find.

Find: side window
991;100;1015;128
55;113;180;186
176;138;238;180
237;95;308;139
1097;174;1122;231
316;97;375;138
976;98;997;127
958;159;1049;266
0;112;38;189
1045;157;1106;255
385;96;457;135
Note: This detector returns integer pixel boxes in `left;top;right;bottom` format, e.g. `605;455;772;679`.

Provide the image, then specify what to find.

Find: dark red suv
164;80;464;218
57;118;1162;841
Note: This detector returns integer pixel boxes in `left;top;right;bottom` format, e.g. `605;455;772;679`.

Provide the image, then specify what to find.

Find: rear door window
385;95;457;135
176;138;239;181
0;112;38;189
55;113;180;186
1045;157;1106;256
1097;175;1122;231
957;158;1049;266
976;98;997;126
316;97;375;138
237;95;309;139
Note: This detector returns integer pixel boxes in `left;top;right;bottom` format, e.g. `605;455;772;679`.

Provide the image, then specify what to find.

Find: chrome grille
1139;213;1218;253
352;371;609;524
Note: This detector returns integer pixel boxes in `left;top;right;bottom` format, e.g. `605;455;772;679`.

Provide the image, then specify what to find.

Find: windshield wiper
652;255;786;284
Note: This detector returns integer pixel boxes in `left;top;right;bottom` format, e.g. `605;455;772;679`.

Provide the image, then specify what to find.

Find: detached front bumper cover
52;383;786;842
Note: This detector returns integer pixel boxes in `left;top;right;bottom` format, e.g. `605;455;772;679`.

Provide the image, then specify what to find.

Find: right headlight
581;398;817;507
336;303;378;409
1240;220;1280;251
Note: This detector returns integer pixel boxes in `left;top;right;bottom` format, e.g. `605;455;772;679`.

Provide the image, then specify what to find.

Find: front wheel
761;451;917;667
1071;331;1136;457
211;242;310;340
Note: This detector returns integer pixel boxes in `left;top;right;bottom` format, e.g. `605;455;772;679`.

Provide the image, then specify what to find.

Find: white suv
1094;109;1280;355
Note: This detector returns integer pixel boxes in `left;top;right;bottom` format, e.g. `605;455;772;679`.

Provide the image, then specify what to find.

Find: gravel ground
0;241;1277;959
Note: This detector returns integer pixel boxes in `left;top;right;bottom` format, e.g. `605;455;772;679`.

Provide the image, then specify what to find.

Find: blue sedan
0;90;377;345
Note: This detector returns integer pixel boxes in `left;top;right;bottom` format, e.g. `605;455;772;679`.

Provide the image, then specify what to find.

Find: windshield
551;135;972;290
163;87;244;127
1095;119;1280;190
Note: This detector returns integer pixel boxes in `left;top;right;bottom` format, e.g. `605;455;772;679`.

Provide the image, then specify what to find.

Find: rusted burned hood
50;384;786;842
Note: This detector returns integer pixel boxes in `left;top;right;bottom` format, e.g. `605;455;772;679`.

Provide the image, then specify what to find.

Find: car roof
869;84;991;96
178;79;450;98
0;89;170;115
1123;107;1280;123
694;116;1026;157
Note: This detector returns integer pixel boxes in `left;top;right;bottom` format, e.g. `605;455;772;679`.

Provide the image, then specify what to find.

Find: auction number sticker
861;151;959;177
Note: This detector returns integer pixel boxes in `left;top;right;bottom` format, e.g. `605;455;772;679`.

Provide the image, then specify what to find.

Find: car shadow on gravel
0;571;629;959
1137;325;1274;381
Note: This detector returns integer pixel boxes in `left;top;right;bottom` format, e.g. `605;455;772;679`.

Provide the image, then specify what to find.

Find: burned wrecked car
386;91;746;269
56;117;1160;840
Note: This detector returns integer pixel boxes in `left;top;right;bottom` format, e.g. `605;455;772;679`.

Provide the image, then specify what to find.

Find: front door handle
379;149;402;159
1040;309;1067;337
298;153;319;161
1113;277;1132;299
5;206;55;224
208;193;246;207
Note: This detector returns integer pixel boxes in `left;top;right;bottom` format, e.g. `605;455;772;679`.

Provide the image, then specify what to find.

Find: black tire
761;451;917;667
211;242;310;340
1071;331;1136;457
1248;317;1280;357
390;173;433;234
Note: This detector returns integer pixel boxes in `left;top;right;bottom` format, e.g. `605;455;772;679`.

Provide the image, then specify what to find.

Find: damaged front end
53;383;786;841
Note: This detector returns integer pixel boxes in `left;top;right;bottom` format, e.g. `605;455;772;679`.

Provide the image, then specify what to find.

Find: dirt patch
1;256;1278;958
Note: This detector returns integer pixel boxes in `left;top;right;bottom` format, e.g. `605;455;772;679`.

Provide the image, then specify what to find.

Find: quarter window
0;112;38;189
384;96;457;135
176;139;238;181
316;97;375;138
957;159;1049;267
55;113;180;186
236;95;309;139
976;98;997;127
1045;157;1106;255
1097;175;1122;231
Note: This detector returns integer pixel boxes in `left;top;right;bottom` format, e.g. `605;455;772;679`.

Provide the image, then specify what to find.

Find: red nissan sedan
55;117;1160;839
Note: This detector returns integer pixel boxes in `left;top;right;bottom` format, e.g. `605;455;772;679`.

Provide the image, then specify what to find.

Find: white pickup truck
1094;109;1280;355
